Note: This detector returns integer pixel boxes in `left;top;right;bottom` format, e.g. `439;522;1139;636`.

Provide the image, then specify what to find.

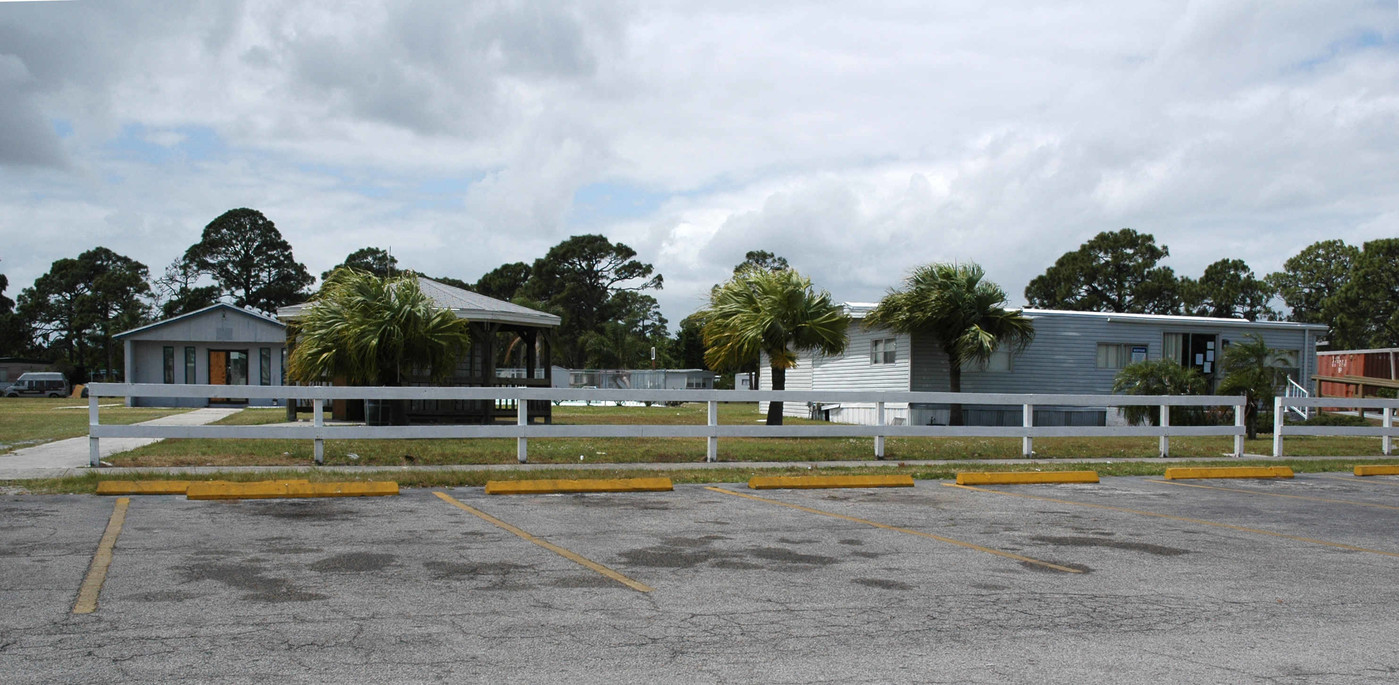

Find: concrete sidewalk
0;408;241;479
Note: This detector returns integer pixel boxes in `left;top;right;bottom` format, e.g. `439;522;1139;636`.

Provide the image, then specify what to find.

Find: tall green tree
520;235;662;367
700;268;849;425
1266;239;1358;325
17;247;151;381
322;247;398;280
153;257;220;318
866;262;1034;426
672;313;708;370
474;262;532;301
0;273;31;357
1180;258;1275;321
734;250;789;274
183;208;314;312
1217;334;1290;440
1025;229;1181;314
1329;238;1399;350
1112;359;1207;427
287;271;471;424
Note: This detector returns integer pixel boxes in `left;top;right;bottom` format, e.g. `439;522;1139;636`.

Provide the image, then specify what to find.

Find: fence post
1159;404;1170;458
517;398;528;464
705;400;719;462
312;398;324;465
1384;404;1393;457
875;401;886;459
88;388;100;466
1272;396;1284;458
1233;398;1245;457
1022;403;1033;458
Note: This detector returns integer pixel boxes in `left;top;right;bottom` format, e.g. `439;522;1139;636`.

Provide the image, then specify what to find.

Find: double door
208;350;249;403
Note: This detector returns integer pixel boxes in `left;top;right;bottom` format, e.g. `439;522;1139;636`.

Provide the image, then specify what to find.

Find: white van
3;372;71;398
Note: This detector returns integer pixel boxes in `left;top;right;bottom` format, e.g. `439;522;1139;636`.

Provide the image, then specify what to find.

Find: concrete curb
186;480;399;500
484;477;673;495
1354;465;1399;476
747;474;915;490
955;471;1099;485
1164;466;1294;480
96;480;192;495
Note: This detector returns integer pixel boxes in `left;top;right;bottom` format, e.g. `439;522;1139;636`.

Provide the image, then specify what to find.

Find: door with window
1164;332;1219;388
208;350;249;403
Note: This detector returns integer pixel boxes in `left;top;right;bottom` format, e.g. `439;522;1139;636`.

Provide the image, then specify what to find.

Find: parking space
2;474;1399;682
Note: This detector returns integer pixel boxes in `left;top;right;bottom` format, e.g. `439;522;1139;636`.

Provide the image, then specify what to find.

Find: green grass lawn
0;397;192;455
106;402;1395;468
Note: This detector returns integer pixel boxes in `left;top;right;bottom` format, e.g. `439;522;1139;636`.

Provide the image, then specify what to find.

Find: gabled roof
116;303;285;339
276;276;561;328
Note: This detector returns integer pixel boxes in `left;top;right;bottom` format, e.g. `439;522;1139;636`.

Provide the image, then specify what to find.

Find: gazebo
276;276;561;424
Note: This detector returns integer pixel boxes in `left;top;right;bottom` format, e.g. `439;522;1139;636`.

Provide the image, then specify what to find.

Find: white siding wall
757;323;911;421
757;348;815;418
811;311;1322;426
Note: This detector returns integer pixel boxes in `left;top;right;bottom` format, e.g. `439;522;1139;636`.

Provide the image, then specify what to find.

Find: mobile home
760;306;1326;426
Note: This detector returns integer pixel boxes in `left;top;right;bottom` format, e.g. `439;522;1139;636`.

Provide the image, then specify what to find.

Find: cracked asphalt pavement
3;474;1399;683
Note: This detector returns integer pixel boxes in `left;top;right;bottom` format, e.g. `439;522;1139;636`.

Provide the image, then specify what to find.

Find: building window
184;347;196;384
870;338;896;365
260;348;272;385
1096;343;1147;369
961;347;1013;372
163;347;175;384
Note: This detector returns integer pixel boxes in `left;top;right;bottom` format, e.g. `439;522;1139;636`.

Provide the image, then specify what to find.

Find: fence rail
87;383;1250;467
1274;396;1398;457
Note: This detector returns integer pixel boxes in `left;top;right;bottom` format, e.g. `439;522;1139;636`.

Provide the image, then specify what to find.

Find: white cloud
0;0;1396;329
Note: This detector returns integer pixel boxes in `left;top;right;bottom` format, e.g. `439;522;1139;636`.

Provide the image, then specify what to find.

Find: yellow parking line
945;483;1399;560
74;497;130;614
1148;478;1399;512
704;486;1083;574
433;491;653;593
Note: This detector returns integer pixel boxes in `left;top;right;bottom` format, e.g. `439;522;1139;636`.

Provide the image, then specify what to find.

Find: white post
89;391;101;467
1272;396;1284;458
312;398;324;466
517;398;528;464
1384;404;1393;457
707;400;718;463
875;401;886;459
1022;403;1033;458
1159;404;1170;458
1233;398;1246;458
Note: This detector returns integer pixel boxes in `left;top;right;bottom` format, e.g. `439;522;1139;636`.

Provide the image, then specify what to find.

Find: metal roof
842;303;1327;331
116;302;285;339
276;276;561;328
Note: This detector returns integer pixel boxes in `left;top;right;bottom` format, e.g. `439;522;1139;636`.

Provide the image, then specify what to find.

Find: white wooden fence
87;383;1250;467
1274;396;1397;457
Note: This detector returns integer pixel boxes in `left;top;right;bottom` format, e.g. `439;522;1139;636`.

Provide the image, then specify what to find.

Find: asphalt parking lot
4;474;1399;684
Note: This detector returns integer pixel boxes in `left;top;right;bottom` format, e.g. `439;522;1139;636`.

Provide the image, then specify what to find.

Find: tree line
1023;228;1399;349
1;210;1393;384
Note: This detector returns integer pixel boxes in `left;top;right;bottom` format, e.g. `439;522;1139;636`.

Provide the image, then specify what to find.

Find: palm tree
1217;334;1289;440
864;262;1034;426
287;270;471;425
1112;359;1207;426
700;267;850;425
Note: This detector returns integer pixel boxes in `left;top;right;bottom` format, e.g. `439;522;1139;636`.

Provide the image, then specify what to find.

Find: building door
1165;332;1219;389
208;350;249;403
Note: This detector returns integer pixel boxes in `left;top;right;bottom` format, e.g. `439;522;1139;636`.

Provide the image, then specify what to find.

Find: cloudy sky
1;0;1396;325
